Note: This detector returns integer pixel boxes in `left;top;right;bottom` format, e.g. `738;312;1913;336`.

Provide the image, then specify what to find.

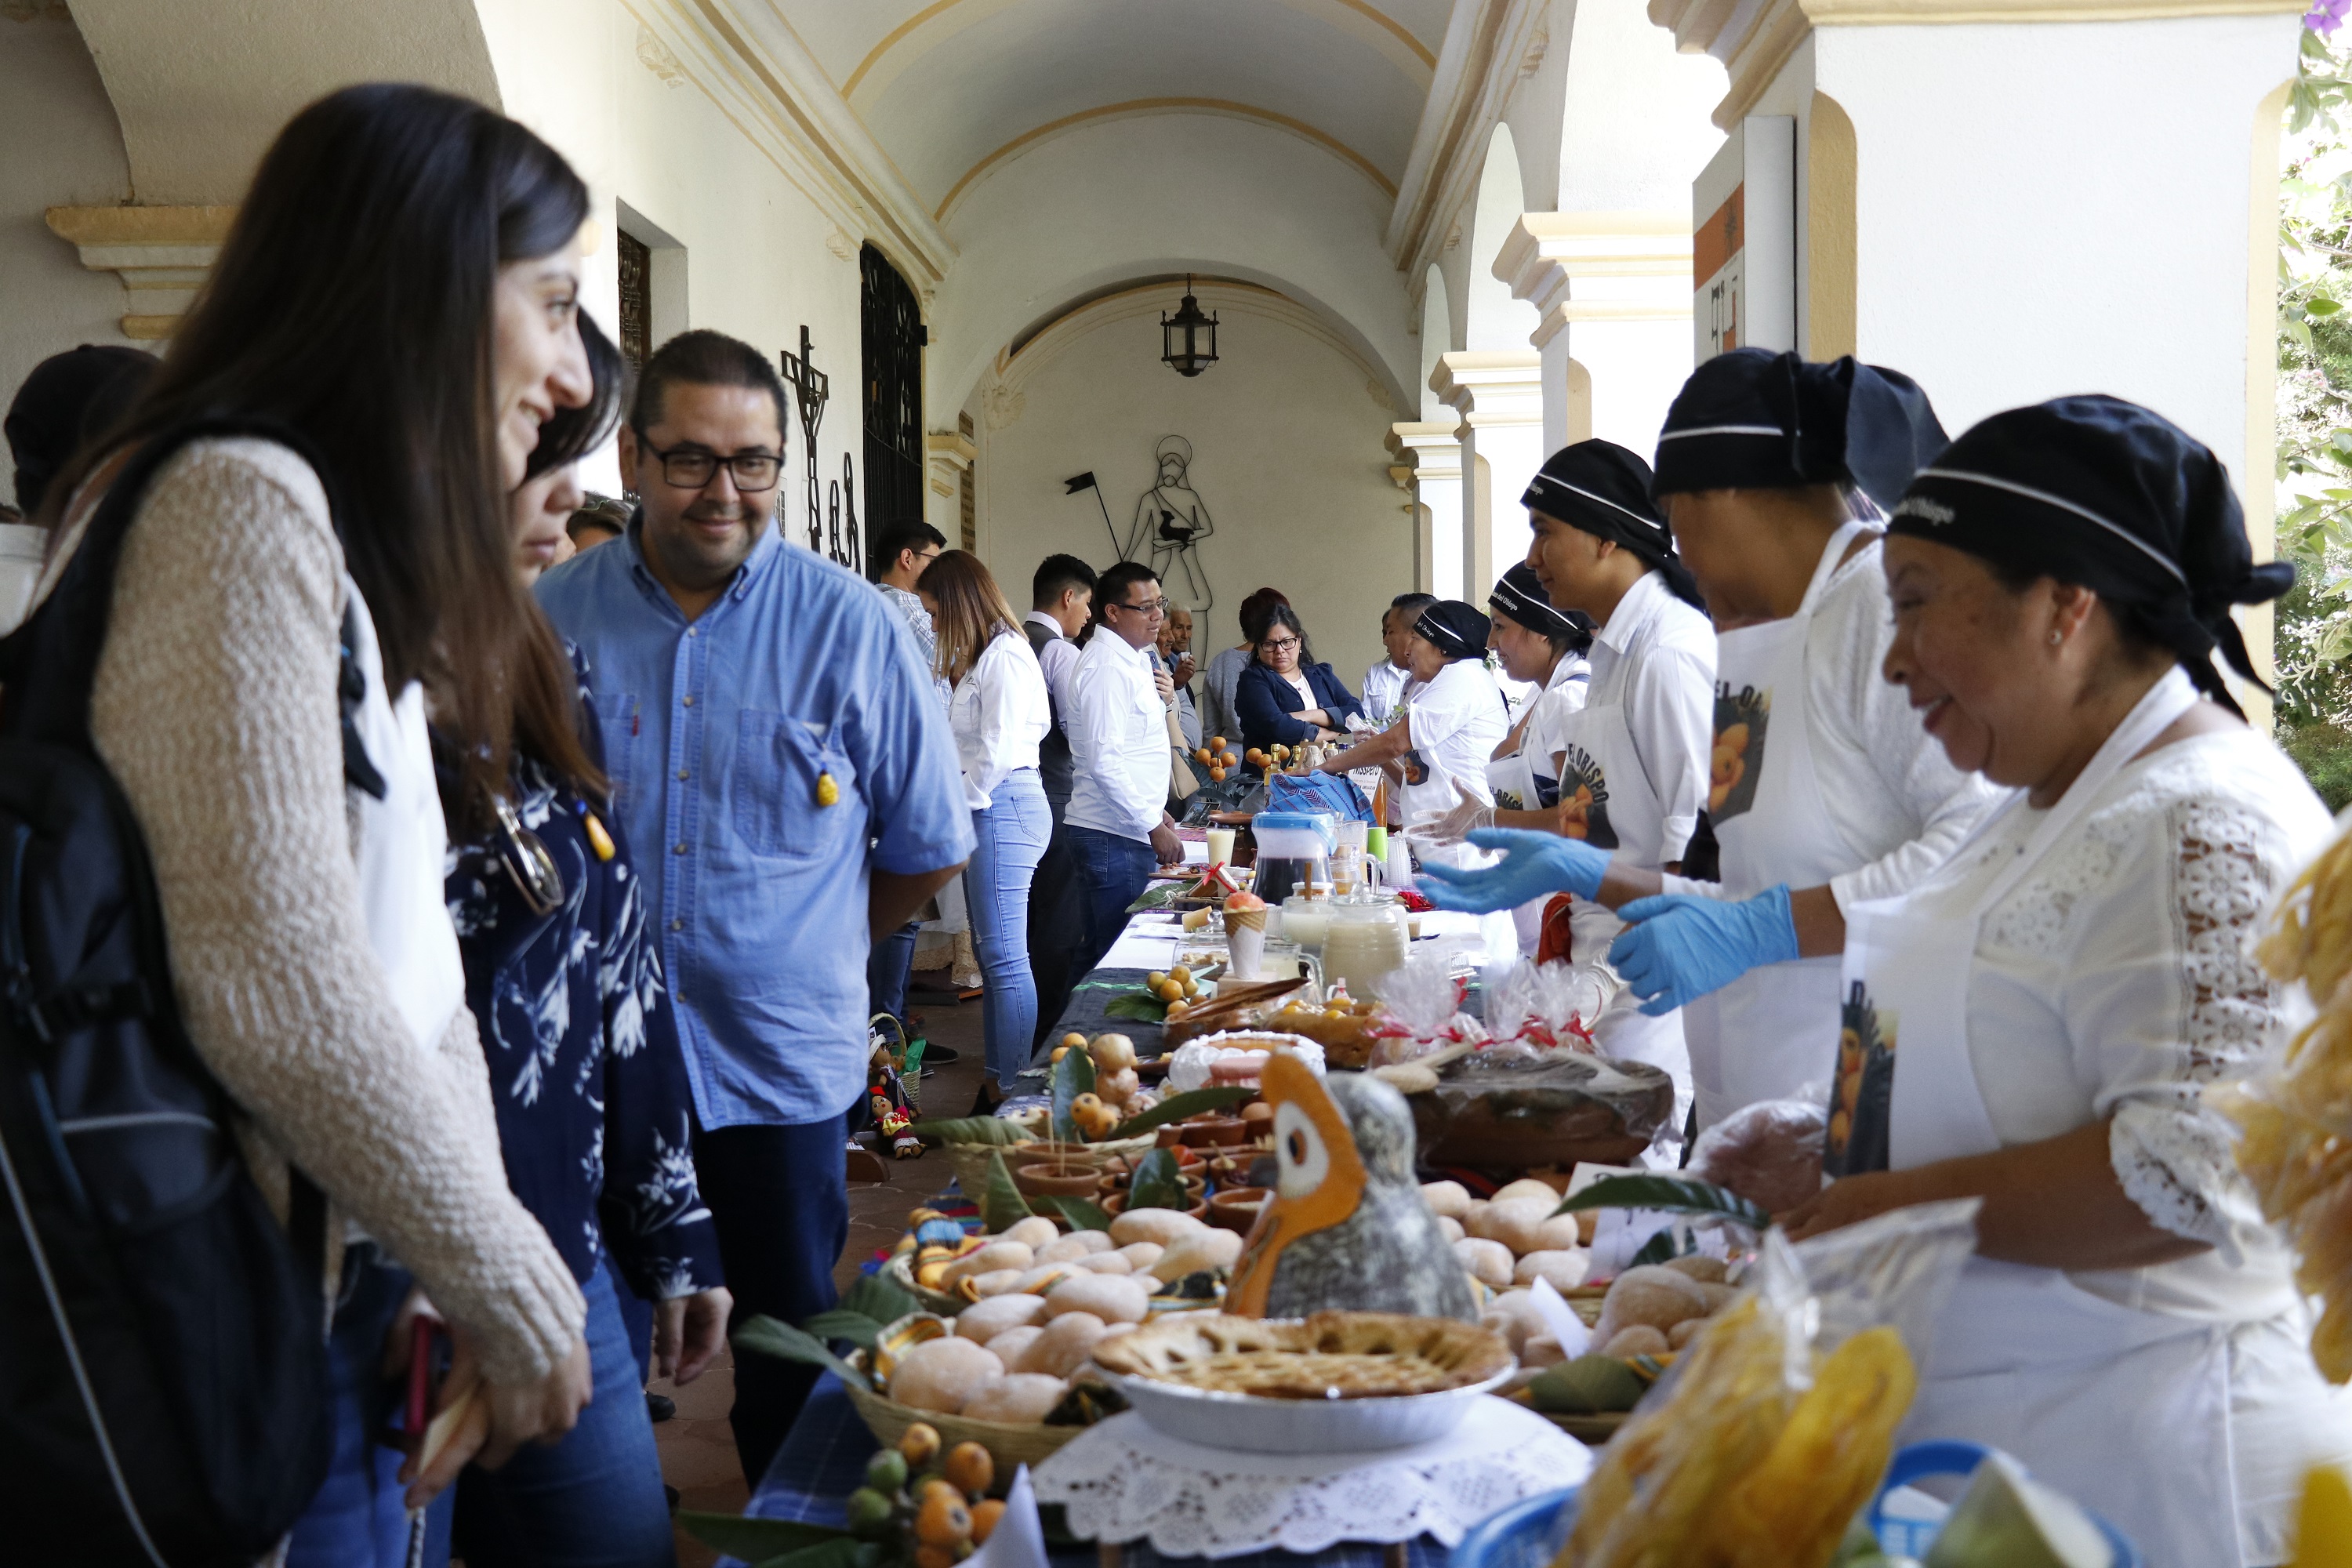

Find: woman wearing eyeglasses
435;313;728;1567
1233;602;1361;755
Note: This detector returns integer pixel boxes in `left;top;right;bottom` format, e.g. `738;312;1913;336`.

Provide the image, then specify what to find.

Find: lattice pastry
1091;1310;1512;1399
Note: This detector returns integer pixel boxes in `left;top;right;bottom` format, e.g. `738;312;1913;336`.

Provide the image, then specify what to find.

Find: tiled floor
661;991;992;1568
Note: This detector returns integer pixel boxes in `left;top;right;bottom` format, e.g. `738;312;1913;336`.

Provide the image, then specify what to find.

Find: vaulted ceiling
773;0;1451;223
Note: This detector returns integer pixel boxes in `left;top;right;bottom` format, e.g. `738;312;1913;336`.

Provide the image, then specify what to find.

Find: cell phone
405;1314;451;1437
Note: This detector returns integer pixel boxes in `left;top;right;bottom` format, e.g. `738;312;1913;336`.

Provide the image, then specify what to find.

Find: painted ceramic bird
1227;1052;1478;1323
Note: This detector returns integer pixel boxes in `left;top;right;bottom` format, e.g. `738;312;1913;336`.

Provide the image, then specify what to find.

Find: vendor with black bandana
1318;599;1508;850
1771;394;2352;1568
1414;440;1715;1156
1416;350;2002;1138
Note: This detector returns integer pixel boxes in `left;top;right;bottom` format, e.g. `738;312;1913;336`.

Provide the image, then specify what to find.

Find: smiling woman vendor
1780;395;2350;1568
1318;599;1508;832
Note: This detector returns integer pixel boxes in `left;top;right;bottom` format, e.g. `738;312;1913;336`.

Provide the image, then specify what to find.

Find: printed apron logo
1710;683;1771;822
1825;980;1896;1178
1555;743;1617;850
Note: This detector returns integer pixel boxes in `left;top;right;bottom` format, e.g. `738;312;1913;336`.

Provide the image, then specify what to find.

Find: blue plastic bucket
1868;1440;2141;1566
1446;1486;1580;1568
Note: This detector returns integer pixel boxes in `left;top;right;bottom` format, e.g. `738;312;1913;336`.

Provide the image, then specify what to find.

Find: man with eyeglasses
536;329;972;1486
1064;560;1185;975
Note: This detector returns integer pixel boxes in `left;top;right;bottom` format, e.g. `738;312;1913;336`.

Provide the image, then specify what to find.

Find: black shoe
646;1392;676;1423
665;1484;680;1513
924;1044;960;1064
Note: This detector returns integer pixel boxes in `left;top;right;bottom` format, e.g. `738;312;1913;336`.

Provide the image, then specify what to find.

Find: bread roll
1663;1254;1730;1284
1454;1237;1514;1289
1045;1272;1150;1324
1420;1180;1472;1219
1116;1242;1165;1273
1600;1325;1671;1359
985;1326;1044;1369
955;1294;1050;1344
1148;1228;1242;1282
1016;1311;1109;1377
1109;1208;1205;1247
1522;1334;1567;1370
1037;1232;1112;1265
1512;1250;1592;1292
1000;1217;1061;1252
1532;1216;1584;1252
1668;1318;1707;1351
1469;1197;1555;1256
1480;1288;1546;1354
1491;1178;1562;1207
1073;1250;1133;1274
966;1269;1026;1298
1436;1215;1465;1243
1592;1265;1711;1343
891;1338;1004;1414
942;1240;1034;1286
960;1373;1067;1425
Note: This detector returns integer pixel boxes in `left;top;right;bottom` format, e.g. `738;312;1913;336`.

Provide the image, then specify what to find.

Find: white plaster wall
931;114;1416;430
1817;15;2297;471
0;5;135;445
1544;0;1722;215
977;306;1412;684
472;0;866;509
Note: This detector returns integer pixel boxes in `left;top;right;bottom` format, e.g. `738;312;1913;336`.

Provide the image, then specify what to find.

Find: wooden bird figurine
1227;1053;1478;1323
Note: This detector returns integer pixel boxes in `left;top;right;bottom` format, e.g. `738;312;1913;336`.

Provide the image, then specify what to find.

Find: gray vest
1024;619;1074;807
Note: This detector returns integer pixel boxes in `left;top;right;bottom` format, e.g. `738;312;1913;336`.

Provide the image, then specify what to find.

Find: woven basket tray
843;1355;1081;1472
881;1253;967;1318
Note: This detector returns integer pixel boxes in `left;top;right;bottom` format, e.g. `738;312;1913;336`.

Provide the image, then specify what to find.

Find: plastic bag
1689;1097;1830;1217
1367;948;1483;1060
1564;1198;1981;1568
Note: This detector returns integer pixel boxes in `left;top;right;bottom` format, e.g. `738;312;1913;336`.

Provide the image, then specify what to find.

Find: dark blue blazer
1235;659;1363;750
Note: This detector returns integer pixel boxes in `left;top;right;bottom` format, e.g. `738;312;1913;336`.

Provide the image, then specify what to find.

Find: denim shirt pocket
593;691;639;807
735;710;859;858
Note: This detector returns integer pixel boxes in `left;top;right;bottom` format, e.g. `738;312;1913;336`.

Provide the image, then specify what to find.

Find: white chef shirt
1362;659;1410;728
949;626;1052;811
1022;611;1080;729
1662;540;2003;906
1520;651;1591;776
1579;569;1715;863
1065;630;1169;842
1400;658;1509;815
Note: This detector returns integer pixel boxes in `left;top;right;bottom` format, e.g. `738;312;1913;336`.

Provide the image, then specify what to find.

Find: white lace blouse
1915;727;2326;1321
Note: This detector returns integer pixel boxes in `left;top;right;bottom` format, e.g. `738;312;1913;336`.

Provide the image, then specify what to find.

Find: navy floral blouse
442;653;724;1301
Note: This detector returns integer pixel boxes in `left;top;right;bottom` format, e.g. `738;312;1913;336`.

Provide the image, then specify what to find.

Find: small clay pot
1014;1160;1107;1200
1178;1116;1250;1149
1101;1190;1210;1222
1208;1186;1269;1234
1096;1171;1208;1203
1102;1145;1203;1178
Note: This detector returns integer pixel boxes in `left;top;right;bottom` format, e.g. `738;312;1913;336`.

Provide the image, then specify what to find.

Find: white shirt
1520;652;1591;773
1065;630;1169;841
1022;611;1080;729
1362;659;1409;727
949;627;1052;811
1579;570;1716;862
1664;541;2003;905
1402;658;1509;813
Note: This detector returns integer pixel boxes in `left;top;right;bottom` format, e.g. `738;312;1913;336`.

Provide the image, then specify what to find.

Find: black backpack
0;419;371;1564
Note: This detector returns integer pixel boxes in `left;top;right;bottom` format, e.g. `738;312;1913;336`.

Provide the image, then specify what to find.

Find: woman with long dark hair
916;550;1052;1105
1232;602;1360;753
441;313;728;1566
1200;585;1289;742
38;84;600;1562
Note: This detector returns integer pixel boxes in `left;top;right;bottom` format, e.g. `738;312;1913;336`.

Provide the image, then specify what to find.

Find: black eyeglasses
642;440;782;492
492;795;564;916
1260;636;1301;653
1109;596;1168;618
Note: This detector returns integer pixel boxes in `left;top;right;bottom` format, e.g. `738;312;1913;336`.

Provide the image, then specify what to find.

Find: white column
1497;212;1694;468
1433;352;1544;599
924;430;975;542
1388;420;1465;600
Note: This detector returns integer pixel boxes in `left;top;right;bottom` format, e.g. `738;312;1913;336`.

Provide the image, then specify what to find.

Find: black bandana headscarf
1886;394;2292;719
1521;439;1705;611
1413;600;1490;660
1487;562;1592;653
1652;347;1947;512
5;343;158;516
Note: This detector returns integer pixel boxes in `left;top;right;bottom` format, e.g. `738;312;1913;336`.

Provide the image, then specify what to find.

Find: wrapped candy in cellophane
1686;1094;1831;1218
1363;949;1486;1069
1559;1199;1980;1568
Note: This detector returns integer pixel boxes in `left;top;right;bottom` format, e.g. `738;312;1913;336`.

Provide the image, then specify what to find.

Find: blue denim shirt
536;524;974;1128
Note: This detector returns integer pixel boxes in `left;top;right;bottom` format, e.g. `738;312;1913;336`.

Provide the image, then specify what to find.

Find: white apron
343;575;466;1054
1486;659;1582;956
1837;669;2243;1568
1551;650;1688;1158
1683;519;1873;1131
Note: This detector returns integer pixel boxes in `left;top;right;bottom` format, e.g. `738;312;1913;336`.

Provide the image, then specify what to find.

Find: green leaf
678;1512;851;1562
982;1149;1033;1232
1125;882;1184;913
1050;1046;1098;1142
1553;1174;1773;1228
732;1315;869;1388
1126;1146;1188;1212
907;1115;1034;1146
753;1541;869;1568
1049;1195;1114;1231
1102;993;1170;1023
840;1269;921;1329
1108;1085;1255;1138
800;1309;887;1349
1628;1228;1683;1268
2312;296;2346;318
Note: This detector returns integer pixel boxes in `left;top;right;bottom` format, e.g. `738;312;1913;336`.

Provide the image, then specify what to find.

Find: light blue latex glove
1414;826;1613;911
1606;885;1800;1015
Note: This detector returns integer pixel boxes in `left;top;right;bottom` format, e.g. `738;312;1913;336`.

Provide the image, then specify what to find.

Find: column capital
46;205;237;340
1388;419;1465;481
925;430;977;498
1496;212;1695;350
1432;351;1544;427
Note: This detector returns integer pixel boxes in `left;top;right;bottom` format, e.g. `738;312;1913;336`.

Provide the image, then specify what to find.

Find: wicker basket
880;1252;967;1318
843;1352;1082;1472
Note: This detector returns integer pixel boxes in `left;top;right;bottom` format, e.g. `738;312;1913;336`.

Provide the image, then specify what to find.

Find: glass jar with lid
1321;898;1410;1000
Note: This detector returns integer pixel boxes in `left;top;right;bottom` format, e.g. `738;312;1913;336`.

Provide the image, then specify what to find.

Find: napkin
967;1464;1049;1568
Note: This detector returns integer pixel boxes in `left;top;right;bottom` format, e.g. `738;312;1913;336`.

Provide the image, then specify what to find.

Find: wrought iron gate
860;244;924;573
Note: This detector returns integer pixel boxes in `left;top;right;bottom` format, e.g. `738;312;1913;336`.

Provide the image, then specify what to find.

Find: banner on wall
1693;116;1797;364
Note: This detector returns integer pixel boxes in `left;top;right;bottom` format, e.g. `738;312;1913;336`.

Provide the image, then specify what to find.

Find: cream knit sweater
78;438;583;1385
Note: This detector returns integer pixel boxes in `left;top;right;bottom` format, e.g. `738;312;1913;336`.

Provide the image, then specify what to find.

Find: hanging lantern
1160;274;1219;377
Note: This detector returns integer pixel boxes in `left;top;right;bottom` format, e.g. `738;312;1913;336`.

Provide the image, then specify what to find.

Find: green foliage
1125;1146;1189;1211
1048;1195;1114;1231
1049;1047;1098;1142
733;1315;870;1389
1102;992;1170;1023
2284;721;2352;810
980;1150;1033;1232
677;1512;851;1564
1108;1086;1255;1138
906;1115;1032;1146
1554;1174;1773;1229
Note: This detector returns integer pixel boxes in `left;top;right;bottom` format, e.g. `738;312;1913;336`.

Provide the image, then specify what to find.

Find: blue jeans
964;768;1051;1091
1066;823;1156;978
285;1245;454;1568
450;1259;676;1568
866;920;919;1022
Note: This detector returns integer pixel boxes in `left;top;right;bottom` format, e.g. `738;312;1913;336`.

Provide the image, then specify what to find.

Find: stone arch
1419;265;1451;419
1464;123;1539;354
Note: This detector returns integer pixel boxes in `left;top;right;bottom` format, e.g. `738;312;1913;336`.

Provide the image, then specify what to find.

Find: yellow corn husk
1708;1327;1918;1568
2290;1465;2352;1568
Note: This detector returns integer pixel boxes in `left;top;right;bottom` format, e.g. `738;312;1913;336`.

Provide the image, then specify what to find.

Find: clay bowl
1096;1170;1208;1203
1177;1116;1250;1149
1207;1149;1277;1190
1100;1190;1210;1223
1101;1145;1204;1179
1013;1160;1108;1200
1207;1185;1269;1235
